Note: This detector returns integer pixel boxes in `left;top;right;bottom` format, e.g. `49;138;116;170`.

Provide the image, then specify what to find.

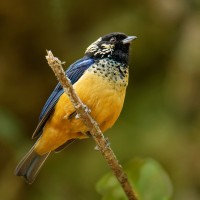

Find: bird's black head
85;32;136;64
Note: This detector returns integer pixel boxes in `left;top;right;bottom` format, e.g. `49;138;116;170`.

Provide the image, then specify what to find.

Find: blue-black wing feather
32;57;95;138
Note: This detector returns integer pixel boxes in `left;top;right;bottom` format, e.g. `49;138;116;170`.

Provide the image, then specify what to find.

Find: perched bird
15;32;136;184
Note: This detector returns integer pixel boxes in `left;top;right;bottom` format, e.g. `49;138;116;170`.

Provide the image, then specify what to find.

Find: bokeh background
0;0;200;199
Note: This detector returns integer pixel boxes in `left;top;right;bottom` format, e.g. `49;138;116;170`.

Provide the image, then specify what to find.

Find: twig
45;50;138;200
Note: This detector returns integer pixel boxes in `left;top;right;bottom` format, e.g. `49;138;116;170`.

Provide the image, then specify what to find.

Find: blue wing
32;56;95;138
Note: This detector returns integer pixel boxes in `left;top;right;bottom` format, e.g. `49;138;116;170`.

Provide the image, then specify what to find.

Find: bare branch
46;50;138;200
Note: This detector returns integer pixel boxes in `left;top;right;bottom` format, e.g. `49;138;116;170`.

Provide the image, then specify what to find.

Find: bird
15;32;136;184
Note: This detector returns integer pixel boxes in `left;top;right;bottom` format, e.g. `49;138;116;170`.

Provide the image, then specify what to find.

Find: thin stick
46;50;138;200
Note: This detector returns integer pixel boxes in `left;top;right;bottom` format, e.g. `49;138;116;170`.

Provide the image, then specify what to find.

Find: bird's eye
110;37;116;43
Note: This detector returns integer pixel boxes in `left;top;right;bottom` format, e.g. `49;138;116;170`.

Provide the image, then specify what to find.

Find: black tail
15;148;50;184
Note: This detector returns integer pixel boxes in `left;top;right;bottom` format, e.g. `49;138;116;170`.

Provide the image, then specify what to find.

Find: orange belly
34;70;127;155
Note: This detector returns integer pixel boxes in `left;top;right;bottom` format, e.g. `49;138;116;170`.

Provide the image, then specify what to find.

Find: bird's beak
122;36;137;44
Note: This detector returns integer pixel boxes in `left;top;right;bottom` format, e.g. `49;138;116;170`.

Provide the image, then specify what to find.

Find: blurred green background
0;0;200;199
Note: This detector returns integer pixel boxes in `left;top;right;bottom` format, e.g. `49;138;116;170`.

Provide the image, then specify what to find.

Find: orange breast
34;70;127;155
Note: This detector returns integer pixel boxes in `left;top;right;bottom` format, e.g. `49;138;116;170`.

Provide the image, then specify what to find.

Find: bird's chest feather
45;59;128;134
74;59;129;131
